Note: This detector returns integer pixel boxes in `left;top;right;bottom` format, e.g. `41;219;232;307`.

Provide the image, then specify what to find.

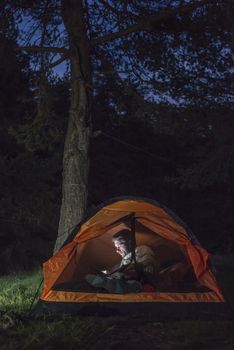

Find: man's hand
123;263;143;280
123;269;139;280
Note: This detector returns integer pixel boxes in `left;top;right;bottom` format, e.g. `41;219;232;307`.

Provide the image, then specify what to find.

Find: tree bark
54;0;91;251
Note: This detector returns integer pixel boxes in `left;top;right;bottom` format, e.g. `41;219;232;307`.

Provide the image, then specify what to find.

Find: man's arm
122;262;144;280
135;246;159;276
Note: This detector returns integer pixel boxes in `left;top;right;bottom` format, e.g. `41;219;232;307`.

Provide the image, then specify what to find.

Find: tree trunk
54;0;91;251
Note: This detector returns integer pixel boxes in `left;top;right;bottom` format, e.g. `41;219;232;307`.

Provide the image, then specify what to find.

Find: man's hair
112;229;132;242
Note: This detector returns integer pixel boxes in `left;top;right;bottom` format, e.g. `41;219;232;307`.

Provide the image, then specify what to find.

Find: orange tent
37;197;228;318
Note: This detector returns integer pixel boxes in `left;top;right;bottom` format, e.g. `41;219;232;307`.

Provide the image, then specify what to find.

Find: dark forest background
0;0;233;274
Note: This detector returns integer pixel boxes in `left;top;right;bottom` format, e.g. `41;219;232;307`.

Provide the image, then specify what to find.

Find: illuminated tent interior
36;197;228;317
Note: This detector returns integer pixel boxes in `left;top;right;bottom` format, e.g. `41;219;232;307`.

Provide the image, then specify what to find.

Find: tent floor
34;299;233;320
53;280;211;294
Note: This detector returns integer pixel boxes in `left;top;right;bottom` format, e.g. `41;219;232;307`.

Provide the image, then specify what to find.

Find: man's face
113;238;129;257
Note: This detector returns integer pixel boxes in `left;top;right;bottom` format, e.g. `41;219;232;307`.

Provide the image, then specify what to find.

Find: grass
0;270;43;314
212;254;234;306
0;257;234;350
0;316;107;350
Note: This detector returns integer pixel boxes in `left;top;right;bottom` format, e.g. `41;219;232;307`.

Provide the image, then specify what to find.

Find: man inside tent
85;230;159;293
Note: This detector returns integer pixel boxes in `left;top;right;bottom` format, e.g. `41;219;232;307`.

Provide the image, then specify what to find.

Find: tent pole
130;213;136;264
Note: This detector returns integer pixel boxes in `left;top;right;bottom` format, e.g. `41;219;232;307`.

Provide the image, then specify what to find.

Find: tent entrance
52;226;211;294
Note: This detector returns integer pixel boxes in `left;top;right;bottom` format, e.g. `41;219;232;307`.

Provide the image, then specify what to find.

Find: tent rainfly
35;197;231;318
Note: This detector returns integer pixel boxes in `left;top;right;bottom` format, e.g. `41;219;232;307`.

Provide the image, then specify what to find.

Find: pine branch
16;46;69;54
97;0;138;18
97;0;120;15
91;0;211;46
48;53;69;68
